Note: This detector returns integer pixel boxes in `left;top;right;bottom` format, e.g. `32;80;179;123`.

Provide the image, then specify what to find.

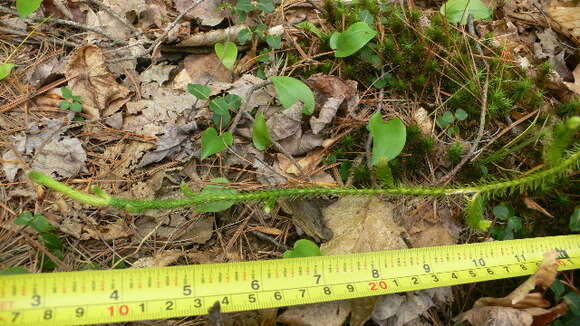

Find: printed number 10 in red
368;280;388;291
108;305;129;316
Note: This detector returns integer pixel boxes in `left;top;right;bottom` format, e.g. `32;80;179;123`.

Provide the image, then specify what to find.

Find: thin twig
248;229;290;251
228;81;272;135
0;26;80;48
149;0;204;55
86;0;140;36
470;109;540;162
0;6;127;45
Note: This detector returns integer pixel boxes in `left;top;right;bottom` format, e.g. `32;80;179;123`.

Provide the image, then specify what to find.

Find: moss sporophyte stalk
27;148;579;228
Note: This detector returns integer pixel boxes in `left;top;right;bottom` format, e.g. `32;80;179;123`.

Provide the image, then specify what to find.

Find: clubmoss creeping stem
27;149;578;215
27;171;110;206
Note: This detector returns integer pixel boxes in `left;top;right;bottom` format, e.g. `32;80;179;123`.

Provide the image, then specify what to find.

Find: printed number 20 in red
108;305;129;316
368;280;388;291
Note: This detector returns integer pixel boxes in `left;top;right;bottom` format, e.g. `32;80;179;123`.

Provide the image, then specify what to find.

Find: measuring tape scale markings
1;235;579;326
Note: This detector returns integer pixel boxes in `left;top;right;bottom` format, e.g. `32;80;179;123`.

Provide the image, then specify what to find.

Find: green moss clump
448;142;464;164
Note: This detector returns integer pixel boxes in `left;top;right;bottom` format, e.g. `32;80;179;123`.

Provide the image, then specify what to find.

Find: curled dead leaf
64;46;131;119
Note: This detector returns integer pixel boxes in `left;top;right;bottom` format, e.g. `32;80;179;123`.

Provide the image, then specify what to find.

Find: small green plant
59;87;83;113
200;127;233;160
252;112;272;150
187;83;210;100
283;239;322;258
16;0;43;18
0;63;15;81
436;109;468;135
329;22;377;58
368;113;406;166
295;21;326;39
489;203;523;240
440;0;492;25
208;94;242;129
230;0;274;22
14;211;64;271
215;41;238;70
447;142;464;164
368;113;406;186
550;279;580;325
270;76;315;114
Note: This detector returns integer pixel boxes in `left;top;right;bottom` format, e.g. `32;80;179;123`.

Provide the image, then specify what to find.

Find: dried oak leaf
137;123;197;168
321;196;407;254
455;251;561;326
175;0;227;26
132;250;184;268
64;45;131;119
545;6;580;46
172;53;233;91
277;301;351;326
306;74;359;132
2;118;88;181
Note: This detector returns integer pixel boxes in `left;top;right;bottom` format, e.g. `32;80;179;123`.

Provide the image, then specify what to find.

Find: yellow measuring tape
1;235;579;326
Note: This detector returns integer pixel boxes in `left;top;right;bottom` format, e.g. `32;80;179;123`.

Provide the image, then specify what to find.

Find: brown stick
0;6;127;45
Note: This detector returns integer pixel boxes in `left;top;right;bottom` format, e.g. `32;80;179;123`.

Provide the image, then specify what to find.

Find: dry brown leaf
563;63;580;96
82;219;133;240
229;74;275;110
137;123;197;168
456;306;534;326
522;197;554;217
455;251;561;325
64;46;131;119
306;74;357;104
279;199;333;242
123;82;199;136
175;0;227;26
267;103;303;141
132;250;184;268
2;118;88;181
372;292;435;326
412;107;433;137
277;301;351;326
250;226;282;236
134;212;214;243
277;149;325;175
321;196;407;255
309;96;344;134
277;131;325;156
306;74;359;120
545;7;580;46
140;64;176;85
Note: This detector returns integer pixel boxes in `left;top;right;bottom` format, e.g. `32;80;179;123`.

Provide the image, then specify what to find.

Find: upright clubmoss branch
28;149;579;217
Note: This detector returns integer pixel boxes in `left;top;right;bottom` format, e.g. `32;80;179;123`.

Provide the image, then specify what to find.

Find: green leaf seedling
252;112;272;150
270;76;315;114
0;63;15;81
187;83;210;100
368;113;406;166
440;0;492;25
16;0;43;18
200;127;233;160
215;41;238;70
330;22;377;58
283;239;322;258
